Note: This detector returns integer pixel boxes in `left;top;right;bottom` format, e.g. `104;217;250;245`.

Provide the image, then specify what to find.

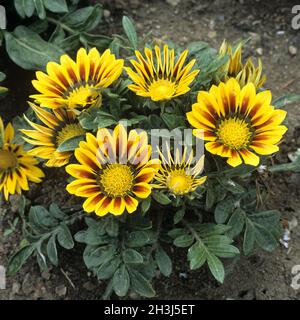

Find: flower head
186;78;287;167
219;40;266;89
0;117;44;200
155;145;206;195
66;124;159;216
125;45;199;101
21;103;85;167
30;48;124;111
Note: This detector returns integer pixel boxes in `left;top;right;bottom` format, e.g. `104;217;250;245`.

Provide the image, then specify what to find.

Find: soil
1;0;300;300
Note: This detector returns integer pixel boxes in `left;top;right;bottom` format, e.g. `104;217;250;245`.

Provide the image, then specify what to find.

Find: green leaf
14;0;35;18
207;253;225;283
141;197;151;214
106;218;119;237
173;208;185;224
122;16;138;49
127;231;151;248
152;191;172;205
161;113;185;130
214;198;235;224
173;234;194;248
222;179;245;194
273;94;300;108
47;235;58;266
49;203;65;220
4;26;65;70
61;5;102;32
205;184;215;209
123;249;144;264
243;218;256;255
43;0;68;13
113;265;130;297
30;206;58;228
7;245;35;275
254;223;278;252
155;246;172;277
187;242;207;270
130;269;156;298
84;245;116;269
226;208;245;238
57;224;74;249
33;0;46;19
57;135;85;152
97;256;121;280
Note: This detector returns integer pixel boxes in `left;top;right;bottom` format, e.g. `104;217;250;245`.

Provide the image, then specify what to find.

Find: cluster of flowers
0;42;287;216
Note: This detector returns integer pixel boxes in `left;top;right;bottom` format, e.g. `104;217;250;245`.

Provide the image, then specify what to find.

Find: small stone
208;31;217;39
83;281;96;291
41;271;51;280
166;0;181;6
289;45;297;56
55;284;67;297
256;47;263;56
22;273;34;295
12;282;20;295
103;9;111;18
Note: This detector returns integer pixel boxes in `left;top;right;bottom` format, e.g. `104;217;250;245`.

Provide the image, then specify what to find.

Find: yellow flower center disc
56;123;85;147
167;169;193;195
100;164;134;197
0;150;18;170
148;79;176;101
67;86;100;109
217;118;252;149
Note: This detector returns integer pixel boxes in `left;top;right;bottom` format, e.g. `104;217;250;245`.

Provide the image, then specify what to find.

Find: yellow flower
21;103;85;167
30;48;124;111
0;117;44;200
125;44;200;101
66;124;160;217
155;145;207;195
186;78;287;167
219;40;266;89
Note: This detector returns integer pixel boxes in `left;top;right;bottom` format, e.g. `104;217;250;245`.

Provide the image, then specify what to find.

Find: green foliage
7;204;81;275
1;2;110;71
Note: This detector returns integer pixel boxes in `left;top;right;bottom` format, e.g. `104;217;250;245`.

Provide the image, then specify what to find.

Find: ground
1;0;300;300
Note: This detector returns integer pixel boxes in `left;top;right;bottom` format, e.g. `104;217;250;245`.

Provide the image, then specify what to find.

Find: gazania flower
66;124;159;216
0;117;44;200
21;103;85;167
30;48;124;111
155;145;207;195
125;44;200;101
186;78;287;167
219;40;266;89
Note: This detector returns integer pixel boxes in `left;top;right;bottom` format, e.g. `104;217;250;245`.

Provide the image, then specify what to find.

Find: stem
182;219;203;245
46;17;77;35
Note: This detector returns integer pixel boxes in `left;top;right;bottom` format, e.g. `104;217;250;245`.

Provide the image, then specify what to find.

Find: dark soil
1;0;300;300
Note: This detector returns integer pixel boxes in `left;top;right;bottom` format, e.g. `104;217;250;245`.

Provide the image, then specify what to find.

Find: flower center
217;118;252;149
56;123;85;147
166;169;193;195
148;79;176;101
67;85;101;109
100;164;134;198
0;150;18;170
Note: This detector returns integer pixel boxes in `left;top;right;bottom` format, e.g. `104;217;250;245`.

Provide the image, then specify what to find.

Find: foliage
3;9;300;300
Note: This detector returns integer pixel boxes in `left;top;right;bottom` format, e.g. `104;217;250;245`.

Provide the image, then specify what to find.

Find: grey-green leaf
155;246;172;277
113;265;130;297
207;253;225;283
4;26;64;70
130;269;156;298
47;235;58;266
122;16;138;49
